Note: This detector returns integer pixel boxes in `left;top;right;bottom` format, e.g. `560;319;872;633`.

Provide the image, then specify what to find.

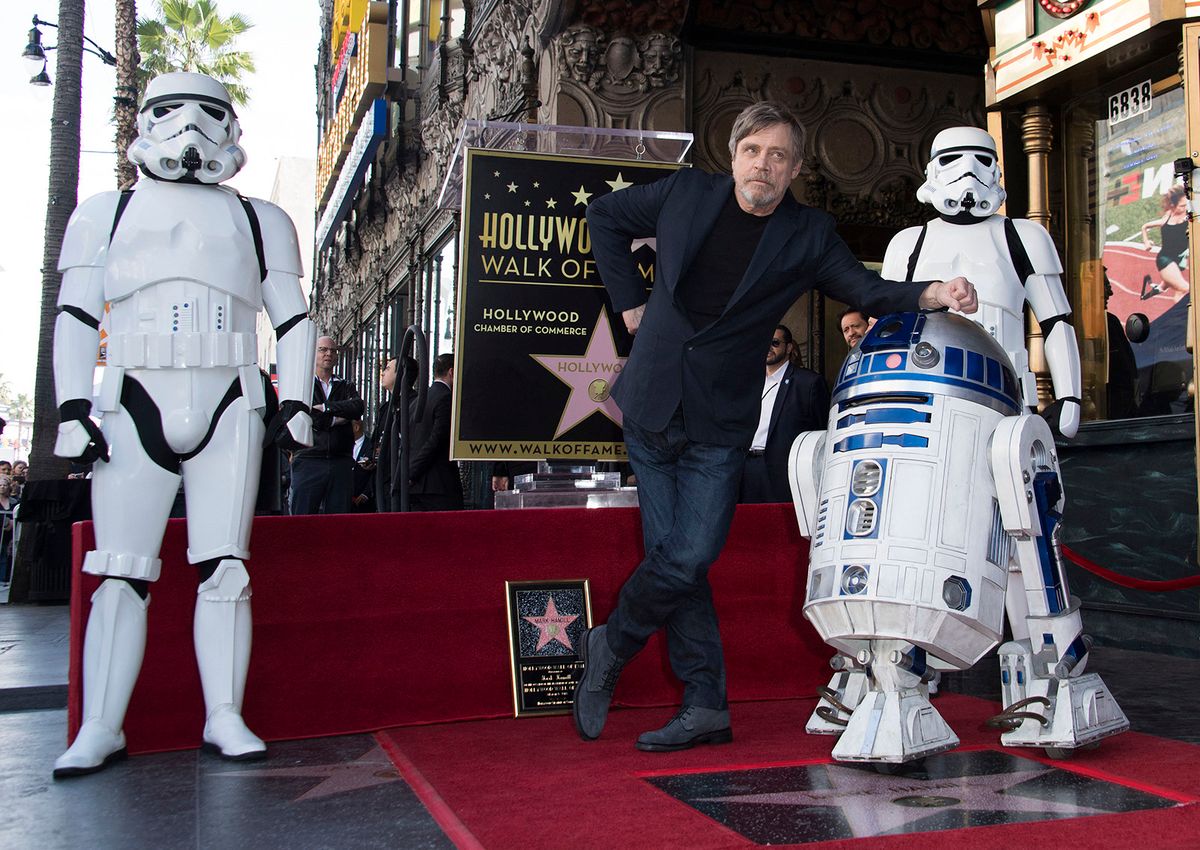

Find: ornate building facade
311;0;987;407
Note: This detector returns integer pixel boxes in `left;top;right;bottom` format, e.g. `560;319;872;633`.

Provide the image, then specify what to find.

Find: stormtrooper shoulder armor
245;198;303;277
881;224;925;281
1008;218;1063;276
58;191;124;271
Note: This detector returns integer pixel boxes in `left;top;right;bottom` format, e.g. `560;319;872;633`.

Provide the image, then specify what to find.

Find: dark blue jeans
607;408;746;710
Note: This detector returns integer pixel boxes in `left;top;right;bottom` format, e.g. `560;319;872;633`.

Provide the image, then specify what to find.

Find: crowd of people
0;459;28;585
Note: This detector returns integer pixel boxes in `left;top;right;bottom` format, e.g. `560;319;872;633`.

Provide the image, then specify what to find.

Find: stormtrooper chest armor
103;181;262;369
910;217;1033;395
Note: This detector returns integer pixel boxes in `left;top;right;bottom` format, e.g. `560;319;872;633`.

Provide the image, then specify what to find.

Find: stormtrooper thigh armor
54;372;267;776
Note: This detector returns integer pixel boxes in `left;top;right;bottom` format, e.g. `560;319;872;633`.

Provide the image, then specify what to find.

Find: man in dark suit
289;336;365;514
406;353;463;512
740;324;829;503
574;100;978;752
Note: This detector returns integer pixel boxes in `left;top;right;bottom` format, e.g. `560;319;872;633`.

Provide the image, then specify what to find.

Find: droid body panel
790;313;1127;763
51;73;316;779
800;312;1019;670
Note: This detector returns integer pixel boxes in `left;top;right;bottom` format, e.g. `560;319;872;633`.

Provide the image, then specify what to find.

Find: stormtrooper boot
195;560;265;760
54;579;148;778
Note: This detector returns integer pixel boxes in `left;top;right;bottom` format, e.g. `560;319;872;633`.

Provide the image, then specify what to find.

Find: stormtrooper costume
52;72;316;777
789;128;1126;764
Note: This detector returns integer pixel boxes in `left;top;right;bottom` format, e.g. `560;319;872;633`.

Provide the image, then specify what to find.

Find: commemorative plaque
505;579;593;717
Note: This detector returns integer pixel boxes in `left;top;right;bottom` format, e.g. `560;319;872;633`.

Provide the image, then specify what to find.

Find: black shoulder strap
904;224;928;282
1003;217;1035;287
237;194;268;282
108;189;136;245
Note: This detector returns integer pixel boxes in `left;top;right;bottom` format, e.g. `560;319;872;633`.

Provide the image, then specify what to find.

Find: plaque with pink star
505;579;593;716
453;148;684;460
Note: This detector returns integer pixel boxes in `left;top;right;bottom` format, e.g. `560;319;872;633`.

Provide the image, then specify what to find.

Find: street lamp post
22;13;116;82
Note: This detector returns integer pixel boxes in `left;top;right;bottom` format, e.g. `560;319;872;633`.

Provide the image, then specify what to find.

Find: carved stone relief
692;50;984;229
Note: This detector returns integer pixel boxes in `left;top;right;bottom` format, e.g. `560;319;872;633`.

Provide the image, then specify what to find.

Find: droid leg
806;655;869;735
989;414;1128;752
788;431;826;537
830;641;958;764
182;391;266;760
54;406;178;778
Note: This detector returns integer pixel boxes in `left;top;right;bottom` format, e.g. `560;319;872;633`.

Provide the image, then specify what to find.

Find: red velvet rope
1060;544;1200;592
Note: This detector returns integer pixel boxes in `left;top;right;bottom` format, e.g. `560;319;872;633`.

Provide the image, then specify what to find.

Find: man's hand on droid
55;400;110;463
1041;397;1080;440
263;400;314;451
623;304;646;335
920;276;979;314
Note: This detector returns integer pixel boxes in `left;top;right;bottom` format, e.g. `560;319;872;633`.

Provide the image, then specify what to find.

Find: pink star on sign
524;596;579;651
530;309;628;438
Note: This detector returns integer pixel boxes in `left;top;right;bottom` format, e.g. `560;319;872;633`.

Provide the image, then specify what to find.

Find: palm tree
28;0;85;483
114;0;140;189
137;0;255;105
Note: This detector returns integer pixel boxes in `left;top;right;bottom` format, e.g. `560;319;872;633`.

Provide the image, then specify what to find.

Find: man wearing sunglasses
739;325;829;503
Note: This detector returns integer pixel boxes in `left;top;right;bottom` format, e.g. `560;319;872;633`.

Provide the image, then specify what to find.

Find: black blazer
587;168;929;446
407;380;459;498
294;376;365;459
762;363;830;502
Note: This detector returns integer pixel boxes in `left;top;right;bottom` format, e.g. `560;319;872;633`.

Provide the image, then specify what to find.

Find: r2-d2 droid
51;72;316;777
789;312;1127;764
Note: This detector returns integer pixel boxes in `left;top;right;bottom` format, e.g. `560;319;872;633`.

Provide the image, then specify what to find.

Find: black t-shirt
677;193;773;328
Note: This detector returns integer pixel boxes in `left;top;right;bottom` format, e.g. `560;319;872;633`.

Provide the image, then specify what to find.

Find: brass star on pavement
209;744;401;802
606;172;633;191
571;185;593;206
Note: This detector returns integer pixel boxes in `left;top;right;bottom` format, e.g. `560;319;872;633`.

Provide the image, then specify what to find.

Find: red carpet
376;695;1200;849
68;503;827;752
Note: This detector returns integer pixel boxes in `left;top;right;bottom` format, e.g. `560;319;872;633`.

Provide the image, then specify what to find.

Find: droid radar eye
878;319;904;338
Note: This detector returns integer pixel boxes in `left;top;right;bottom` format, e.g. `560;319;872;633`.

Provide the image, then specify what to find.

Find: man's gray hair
727;101;805;162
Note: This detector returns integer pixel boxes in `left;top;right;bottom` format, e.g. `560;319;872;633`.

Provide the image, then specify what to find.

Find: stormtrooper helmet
917;126;1005;221
127;72;246;184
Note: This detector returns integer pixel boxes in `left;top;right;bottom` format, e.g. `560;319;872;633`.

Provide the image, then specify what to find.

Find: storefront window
1065;79;1192;421
430;236;458;362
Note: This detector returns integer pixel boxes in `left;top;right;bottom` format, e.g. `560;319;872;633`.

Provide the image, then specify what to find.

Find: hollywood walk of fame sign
451;148;683;460
505;579;592;717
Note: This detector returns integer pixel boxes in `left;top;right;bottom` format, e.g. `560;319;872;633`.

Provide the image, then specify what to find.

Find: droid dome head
127;72;246;184
917;126;1005;222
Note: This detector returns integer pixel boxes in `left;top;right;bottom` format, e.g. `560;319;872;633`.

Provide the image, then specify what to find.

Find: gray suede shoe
635;705;732;752
572;625;626;740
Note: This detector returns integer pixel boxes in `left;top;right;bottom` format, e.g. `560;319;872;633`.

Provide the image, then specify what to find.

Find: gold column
1022;102;1054;408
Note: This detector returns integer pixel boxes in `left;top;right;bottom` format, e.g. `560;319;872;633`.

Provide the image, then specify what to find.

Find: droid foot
53;721;128;778
807;665;869;735
202;704;266;761
831;688;958;764
995;672;1128;752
